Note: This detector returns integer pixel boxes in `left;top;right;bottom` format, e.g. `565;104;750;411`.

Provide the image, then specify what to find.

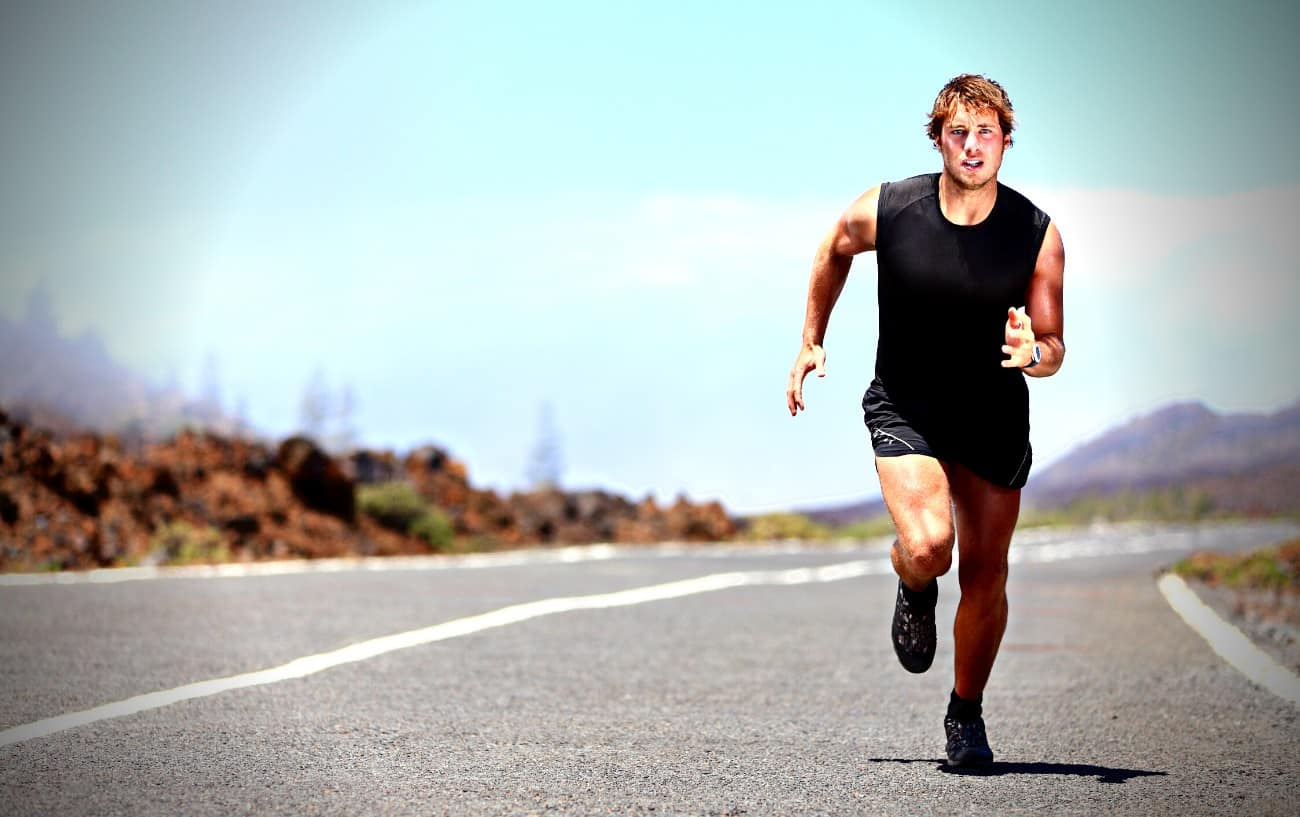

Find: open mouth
961;159;984;170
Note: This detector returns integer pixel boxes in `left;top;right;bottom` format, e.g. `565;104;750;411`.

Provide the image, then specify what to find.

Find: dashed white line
1157;573;1300;708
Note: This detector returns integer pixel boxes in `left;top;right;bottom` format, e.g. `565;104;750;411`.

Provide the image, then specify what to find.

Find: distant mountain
792;399;1300;524
1026;400;1300;502
0;286;239;439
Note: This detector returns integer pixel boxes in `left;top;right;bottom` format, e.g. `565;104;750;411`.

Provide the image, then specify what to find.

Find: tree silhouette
298;368;331;442
298;369;360;452
199;351;223;425
331;383;359;452
526;402;564;490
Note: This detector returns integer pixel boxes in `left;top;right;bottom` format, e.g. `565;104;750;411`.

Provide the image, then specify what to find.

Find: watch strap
1024;343;1042;369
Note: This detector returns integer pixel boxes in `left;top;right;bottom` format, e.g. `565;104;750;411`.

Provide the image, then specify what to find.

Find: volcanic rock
0;406;740;572
277;436;356;522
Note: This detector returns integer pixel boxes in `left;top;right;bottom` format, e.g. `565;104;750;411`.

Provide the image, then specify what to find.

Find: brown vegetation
1174;538;1300;593
0;408;736;572
1173;538;1300;658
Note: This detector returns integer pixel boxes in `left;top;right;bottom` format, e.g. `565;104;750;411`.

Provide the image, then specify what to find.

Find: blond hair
926;74;1016;146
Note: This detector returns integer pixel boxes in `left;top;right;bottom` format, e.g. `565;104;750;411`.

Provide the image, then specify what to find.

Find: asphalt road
1;521;1298;816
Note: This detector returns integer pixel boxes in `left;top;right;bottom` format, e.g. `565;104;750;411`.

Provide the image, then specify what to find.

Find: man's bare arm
787;186;881;415
1001;220;1065;377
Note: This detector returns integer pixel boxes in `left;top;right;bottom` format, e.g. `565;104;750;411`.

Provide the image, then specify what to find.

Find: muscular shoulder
874;173;937;250
879;173;937;216
833;185;882;255
995;182;1051;233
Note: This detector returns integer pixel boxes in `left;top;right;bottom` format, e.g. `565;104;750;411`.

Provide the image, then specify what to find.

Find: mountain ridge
1027;398;1300;501
797;398;1300;525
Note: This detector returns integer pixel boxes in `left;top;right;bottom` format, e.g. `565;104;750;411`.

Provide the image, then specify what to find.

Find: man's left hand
1001;306;1035;368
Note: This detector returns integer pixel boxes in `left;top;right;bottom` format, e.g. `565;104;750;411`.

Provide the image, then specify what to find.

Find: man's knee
896;526;955;577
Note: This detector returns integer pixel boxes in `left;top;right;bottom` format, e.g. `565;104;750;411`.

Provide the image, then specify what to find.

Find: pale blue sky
2;1;1298;511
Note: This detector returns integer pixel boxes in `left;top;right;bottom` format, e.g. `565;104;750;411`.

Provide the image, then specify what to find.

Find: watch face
1032;344;1042;364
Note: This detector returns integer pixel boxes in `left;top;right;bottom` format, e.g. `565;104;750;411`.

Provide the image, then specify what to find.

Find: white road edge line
1157;573;1300;708
6;529;1296;747
0;544;629;586
7;518;1284;587
0;540;890;586
0;557;893;747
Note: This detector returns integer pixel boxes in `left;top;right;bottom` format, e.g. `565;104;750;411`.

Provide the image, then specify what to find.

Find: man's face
936;104;1009;191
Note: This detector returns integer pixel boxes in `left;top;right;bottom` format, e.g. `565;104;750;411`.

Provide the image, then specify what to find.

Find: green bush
409;509;454;551
1229;552;1292;589
743;512;832;542
1021;487;1220;527
467;534;503;553
358;482;428;530
359;481;456;551
1173;546;1294;591
150;521;230;565
836;515;897;540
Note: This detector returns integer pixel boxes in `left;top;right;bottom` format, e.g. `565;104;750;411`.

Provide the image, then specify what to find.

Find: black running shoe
891;578;937;673
944;715;994;766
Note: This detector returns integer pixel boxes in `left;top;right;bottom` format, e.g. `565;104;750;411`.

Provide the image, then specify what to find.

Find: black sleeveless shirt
873;173;1050;432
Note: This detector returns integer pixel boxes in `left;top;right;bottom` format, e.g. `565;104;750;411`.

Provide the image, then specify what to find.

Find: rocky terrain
0;407;735;572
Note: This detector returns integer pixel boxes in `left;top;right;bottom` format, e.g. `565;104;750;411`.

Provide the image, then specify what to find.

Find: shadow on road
868;758;1167;784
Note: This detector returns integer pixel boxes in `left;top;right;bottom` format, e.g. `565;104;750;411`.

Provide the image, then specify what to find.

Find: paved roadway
1;521;1298;816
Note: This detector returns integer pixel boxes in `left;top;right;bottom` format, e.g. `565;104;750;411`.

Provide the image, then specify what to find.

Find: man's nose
964;132;979;153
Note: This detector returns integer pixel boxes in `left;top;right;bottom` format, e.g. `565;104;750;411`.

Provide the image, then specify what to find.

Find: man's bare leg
875;454;955;591
945;461;1020;699
876;454;954;673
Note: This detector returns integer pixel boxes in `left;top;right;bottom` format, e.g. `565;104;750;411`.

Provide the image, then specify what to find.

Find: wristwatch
1024;343;1042;369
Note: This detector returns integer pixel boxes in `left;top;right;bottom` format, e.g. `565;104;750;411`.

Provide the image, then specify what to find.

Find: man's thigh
945;460;1021;563
875;454;953;546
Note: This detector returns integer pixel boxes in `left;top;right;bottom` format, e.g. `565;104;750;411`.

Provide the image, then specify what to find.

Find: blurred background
2;0;1297;537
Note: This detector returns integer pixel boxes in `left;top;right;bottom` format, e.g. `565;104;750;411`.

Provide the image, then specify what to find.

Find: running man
785;74;1065;765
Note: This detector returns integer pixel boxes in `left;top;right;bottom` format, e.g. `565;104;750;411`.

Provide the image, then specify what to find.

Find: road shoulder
1158;573;1300;707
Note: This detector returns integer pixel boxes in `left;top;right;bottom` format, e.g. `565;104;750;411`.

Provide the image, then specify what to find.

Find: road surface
1;521;1297;815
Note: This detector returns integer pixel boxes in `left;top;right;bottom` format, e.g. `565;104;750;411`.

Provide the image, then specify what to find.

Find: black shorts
862;378;1032;490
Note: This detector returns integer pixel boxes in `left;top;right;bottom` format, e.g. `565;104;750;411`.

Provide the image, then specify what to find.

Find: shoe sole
894;649;934;673
946;749;994;766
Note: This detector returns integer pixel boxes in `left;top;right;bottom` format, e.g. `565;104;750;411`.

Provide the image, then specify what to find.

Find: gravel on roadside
1184;579;1300;674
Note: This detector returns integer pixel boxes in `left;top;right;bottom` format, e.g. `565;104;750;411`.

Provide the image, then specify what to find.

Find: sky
2;0;1298;513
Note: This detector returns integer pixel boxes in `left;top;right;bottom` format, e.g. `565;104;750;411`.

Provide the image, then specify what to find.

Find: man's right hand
786;344;827;416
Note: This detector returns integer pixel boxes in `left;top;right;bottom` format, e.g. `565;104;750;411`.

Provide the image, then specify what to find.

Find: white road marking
3;522;1296;747
0;540;895;586
0;557;894;747
5;519;1285;587
0;544;627;586
1157;573;1300;708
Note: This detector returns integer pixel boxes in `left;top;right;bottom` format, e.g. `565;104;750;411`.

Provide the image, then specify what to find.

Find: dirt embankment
0;408;736;572
1175;539;1300;672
